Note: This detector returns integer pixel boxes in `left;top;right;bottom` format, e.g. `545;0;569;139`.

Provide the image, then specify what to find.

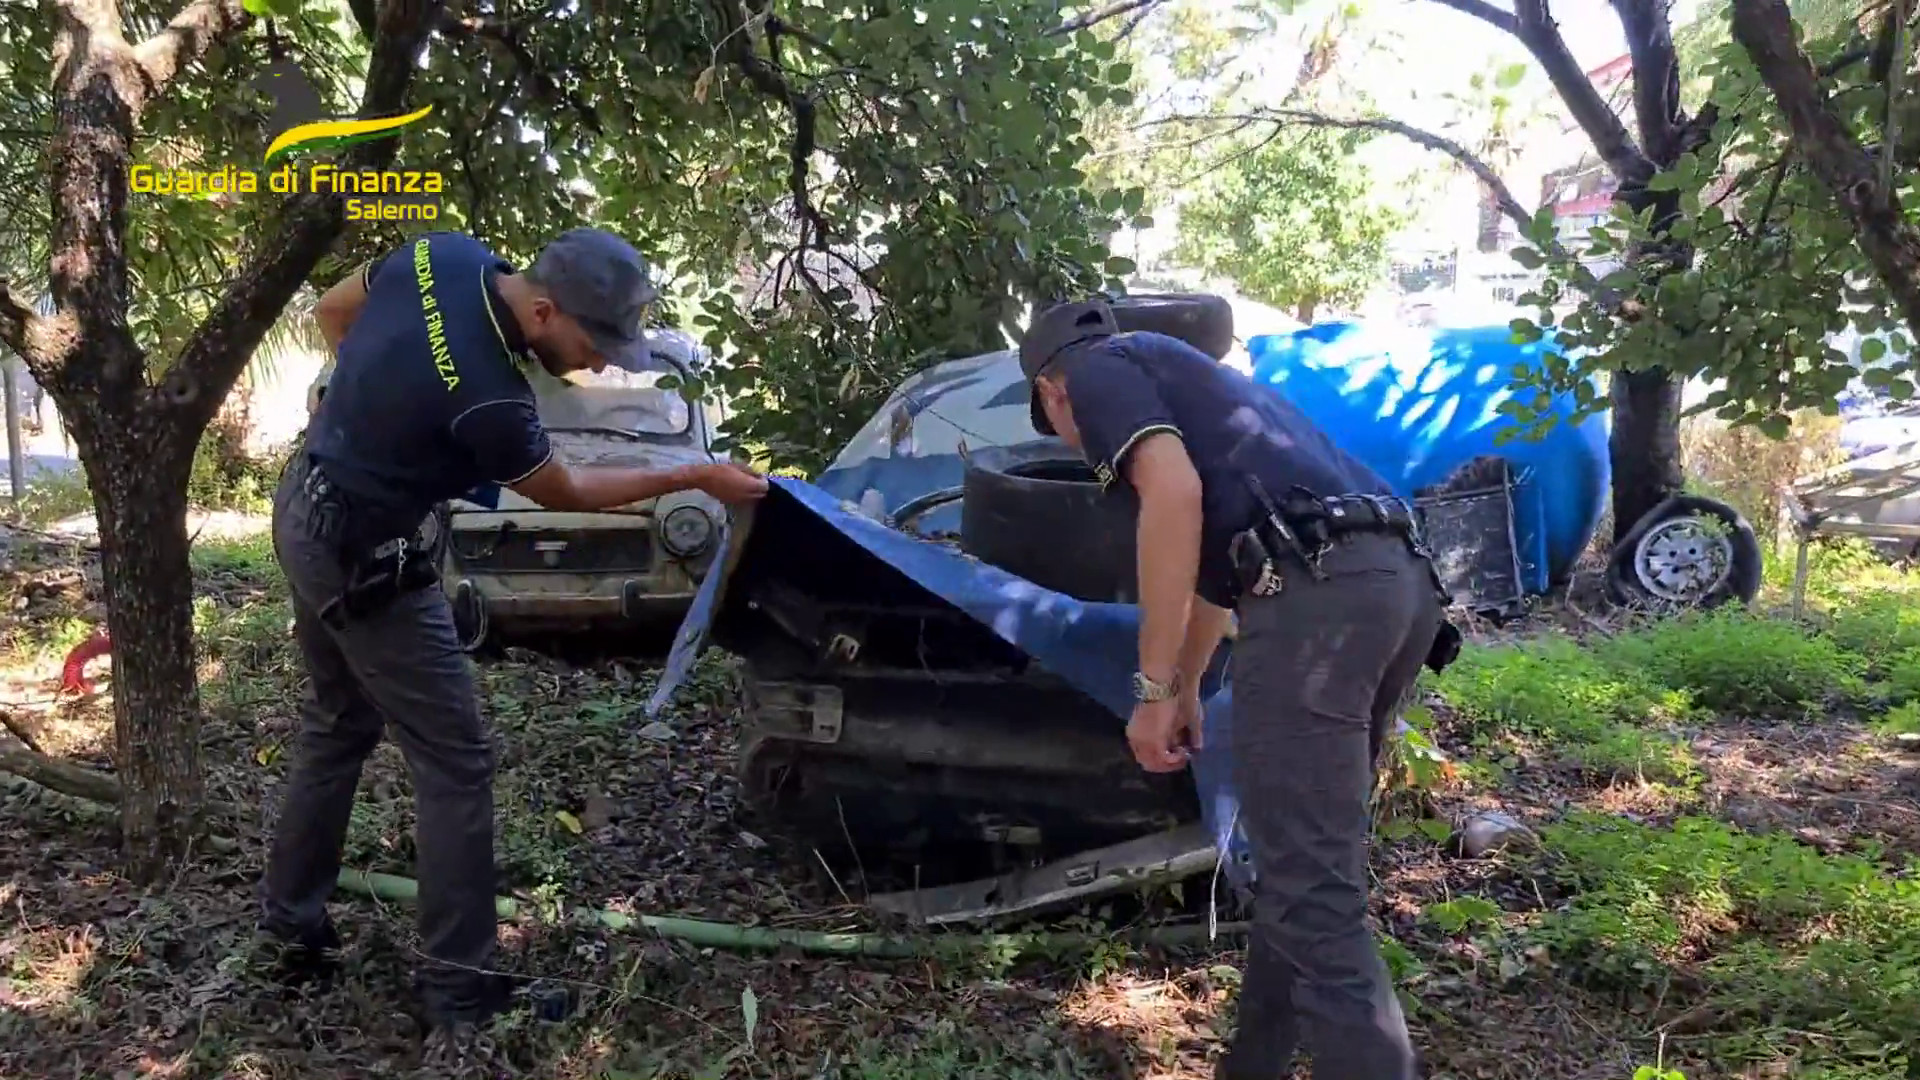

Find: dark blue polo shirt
1062;331;1393;609
305;231;552;545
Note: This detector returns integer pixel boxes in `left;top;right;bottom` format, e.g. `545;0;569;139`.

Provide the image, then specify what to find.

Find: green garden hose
333;867;1246;957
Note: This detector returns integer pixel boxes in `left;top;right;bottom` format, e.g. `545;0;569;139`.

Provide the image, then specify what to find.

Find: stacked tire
958;293;1234;601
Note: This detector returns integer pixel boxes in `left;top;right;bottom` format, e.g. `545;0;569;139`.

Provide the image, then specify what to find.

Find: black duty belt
295;457;441;630
1226;474;1462;672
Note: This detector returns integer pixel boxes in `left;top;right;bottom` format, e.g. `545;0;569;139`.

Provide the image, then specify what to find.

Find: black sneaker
421;1020;505;1074
257;915;343;987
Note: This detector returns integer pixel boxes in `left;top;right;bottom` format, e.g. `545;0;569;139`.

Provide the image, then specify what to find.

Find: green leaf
1493;62;1527;90
1645;169;1682;192
741;986;759;1047
1105;255;1138;276
1862;336;1888;362
1509;246;1545;270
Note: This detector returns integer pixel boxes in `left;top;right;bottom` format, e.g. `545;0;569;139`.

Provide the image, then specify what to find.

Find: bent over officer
1022;300;1454;1080
260;228;766;1038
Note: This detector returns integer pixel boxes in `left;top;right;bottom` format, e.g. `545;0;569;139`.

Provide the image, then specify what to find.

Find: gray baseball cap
528;227;659;370
1020;300;1119;435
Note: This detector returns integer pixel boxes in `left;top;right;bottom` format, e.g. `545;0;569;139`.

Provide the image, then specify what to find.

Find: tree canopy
1171;127;1401;320
1499;0;1920;437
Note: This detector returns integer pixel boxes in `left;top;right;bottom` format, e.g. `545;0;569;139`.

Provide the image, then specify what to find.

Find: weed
12;471;93;528
1531;813;1920;1070
1431;635;1697;780
1423;895;1502;936
1595;609;1868;718
1873;702;1920;738
1827;586;1920;664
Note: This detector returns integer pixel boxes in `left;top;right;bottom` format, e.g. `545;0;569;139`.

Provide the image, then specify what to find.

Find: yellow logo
264;105;435;167
128;53;445;223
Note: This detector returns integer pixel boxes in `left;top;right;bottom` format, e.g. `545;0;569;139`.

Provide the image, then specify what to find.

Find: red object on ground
60;629;111;695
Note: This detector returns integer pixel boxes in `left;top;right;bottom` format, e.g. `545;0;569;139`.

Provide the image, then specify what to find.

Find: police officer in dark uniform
261;228;766;1037
1022;299;1454;1080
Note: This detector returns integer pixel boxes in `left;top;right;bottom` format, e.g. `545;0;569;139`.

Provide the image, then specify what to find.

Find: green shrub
1596;609;1868;718
1878;649;1920;705
1434;635;1691;743
1828;590;1920;673
1873;701;1920;738
1531;813;1920;1067
1433;636;1697;783
1564;725;1701;786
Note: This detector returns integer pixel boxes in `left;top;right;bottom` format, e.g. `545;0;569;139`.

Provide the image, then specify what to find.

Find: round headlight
659;504;716;559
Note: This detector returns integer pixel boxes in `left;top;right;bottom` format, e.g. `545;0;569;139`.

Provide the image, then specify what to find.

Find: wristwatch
1132;670;1180;703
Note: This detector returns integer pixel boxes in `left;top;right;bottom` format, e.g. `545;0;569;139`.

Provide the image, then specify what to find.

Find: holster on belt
1230;478;1463;672
301;460;441;631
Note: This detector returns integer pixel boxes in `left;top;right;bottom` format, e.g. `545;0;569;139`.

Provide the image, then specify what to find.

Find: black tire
1111;292;1235;360
959;445;1137;602
1605;494;1763;611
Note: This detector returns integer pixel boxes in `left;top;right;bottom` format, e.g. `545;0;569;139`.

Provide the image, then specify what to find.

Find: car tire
1111;292;1235;360
959;445;1137;602
1605;494;1763;611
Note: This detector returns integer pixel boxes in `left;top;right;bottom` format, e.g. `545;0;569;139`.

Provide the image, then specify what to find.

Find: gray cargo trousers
259;452;499;1018
1217;530;1441;1080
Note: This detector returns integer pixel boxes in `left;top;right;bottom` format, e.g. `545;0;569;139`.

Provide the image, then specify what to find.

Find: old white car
305;329;728;650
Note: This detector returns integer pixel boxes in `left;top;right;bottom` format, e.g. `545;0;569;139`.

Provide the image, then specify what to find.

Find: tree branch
437;13;602;135
1613;0;1686;164
1426;0;1518;35
1427;0;1655;185
0;280;39;361
0;740;121;804
1049;0;1169;36
1147;110;1561;251
157;0;445;439
714;1;830;249
132;0;250;94
1731;0;1920;332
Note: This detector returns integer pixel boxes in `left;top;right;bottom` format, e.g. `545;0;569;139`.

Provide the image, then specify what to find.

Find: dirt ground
0;523;1914;1079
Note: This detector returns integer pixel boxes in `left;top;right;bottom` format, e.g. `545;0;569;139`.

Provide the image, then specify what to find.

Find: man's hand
1127;695;1201;773
696;462;769;505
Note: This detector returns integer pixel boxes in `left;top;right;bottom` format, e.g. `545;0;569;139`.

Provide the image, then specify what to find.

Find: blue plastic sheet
648;476;1257;889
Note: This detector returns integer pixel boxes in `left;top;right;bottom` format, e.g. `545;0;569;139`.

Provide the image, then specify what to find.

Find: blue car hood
648;476;1256;890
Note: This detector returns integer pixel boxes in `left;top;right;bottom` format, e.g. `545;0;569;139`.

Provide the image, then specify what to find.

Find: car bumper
446;572;700;624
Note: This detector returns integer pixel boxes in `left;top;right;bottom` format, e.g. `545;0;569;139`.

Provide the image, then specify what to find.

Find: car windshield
535;365;693;438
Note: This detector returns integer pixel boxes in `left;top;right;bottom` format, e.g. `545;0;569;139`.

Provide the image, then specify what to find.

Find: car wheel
959;445;1138;602
1605;494;1763;611
1111;292;1235;360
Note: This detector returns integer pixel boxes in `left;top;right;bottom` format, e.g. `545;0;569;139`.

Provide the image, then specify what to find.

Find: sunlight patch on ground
1058;968;1226;1078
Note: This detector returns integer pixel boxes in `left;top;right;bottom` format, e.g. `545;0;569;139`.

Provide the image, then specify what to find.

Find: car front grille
448;525;653;573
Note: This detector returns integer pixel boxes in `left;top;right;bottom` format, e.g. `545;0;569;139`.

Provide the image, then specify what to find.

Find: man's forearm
1177;598;1232;687
1133;464;1204;683
314;262;373;353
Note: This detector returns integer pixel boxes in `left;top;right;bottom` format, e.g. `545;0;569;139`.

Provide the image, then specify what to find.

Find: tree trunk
1607;364;1685;538
65;387;203;880
1295;296;1318;323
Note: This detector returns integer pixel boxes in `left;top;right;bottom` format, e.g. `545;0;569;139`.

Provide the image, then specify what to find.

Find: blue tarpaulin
647;476;1257;889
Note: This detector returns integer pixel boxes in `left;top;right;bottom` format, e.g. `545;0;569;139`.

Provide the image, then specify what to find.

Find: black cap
1020;300;1119;435
528;227;659;371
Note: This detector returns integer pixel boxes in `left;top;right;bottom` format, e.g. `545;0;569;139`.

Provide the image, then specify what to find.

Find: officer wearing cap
1022;299;1449;1080
260;228;766;1036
